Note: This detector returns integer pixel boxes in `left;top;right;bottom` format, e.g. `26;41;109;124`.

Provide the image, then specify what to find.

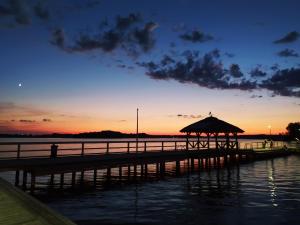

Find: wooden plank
0;177;75;225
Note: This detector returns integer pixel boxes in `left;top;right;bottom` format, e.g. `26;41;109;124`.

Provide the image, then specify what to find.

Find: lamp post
268;125;271;136
136;108;139;153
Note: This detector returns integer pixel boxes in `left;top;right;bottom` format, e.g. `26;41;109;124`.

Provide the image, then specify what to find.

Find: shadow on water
26;155;300;225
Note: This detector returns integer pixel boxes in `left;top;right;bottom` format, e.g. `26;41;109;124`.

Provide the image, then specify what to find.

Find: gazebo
180;116;244;150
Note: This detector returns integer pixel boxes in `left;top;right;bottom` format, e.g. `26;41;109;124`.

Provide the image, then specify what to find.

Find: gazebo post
207;133;210;149
215;132;218;150
226;132;230;150
186;132;190;151
234;132;238;150
196;132;200;150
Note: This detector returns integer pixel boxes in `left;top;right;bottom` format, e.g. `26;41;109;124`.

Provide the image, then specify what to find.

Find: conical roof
180;116;244;133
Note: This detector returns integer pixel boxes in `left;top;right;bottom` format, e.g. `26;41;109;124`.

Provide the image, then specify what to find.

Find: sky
0;0;299;135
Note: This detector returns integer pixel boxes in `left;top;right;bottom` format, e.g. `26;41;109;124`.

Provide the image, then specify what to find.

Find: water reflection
10;155;300;225
268;160;278;207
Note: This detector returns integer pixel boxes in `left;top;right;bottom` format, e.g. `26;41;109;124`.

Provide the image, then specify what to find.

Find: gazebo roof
180;116;244;134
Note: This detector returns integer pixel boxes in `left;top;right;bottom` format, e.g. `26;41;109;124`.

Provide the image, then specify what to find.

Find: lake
36;154;300;225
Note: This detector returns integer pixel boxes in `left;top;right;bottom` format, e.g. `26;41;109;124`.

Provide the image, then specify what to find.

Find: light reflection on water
32;155;300;225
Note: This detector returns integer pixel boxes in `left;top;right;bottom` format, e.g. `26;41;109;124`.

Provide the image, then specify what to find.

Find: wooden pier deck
0;140;295;193
0;177;75;225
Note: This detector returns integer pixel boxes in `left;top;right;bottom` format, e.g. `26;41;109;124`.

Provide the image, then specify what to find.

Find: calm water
32;155;300;225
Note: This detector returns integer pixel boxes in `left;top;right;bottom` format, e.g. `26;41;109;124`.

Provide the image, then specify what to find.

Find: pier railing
0;139;286;160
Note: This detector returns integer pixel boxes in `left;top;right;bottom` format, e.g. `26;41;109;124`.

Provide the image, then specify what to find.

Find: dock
0;139;294;193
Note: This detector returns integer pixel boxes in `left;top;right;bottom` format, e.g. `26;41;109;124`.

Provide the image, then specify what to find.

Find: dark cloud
42;118;52;122
176;114;202;119
52;13;158;57
138;49;257;91
277;49;299;57
250;66;267;77
260;68;300;97
0;0;31;25
270;63;280;71
50;28;66;49
274;31;300;44
132;22;158;52
250;94;263;98
116;13;141;30
180;30;213;43
19;119;36;123
33;1;49;21
224;52;235;58
229;64;243;78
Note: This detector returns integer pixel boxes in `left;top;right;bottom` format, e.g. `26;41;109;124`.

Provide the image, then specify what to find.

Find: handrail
0;139;287;160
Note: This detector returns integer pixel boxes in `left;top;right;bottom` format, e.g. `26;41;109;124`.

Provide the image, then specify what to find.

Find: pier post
145;164;148;177
15;170;20;186
128;166;131;179
133;165;137;179
22;171;27;190
71;172;76;188
17;144;21;159
80;170;84;186
141;164;144;177
50;174;54;188
176;161;180;175
156;163;159;175
81;143;85;156
191;158;195;172
160;161;165;176
60;173;64;189
93;169;97;186
119;167;122;180
30;173;36;194
107;168;111;181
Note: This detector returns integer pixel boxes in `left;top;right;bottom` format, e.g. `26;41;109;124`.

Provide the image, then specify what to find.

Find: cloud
224;52;235;58
50;28;66;49
250;94;263;98
51;13;158;57
138;49;257;91
270;63;280;71
19;119;36;123
229;64;243;78
115;13;141;30
33;1;49;21
0;0;31;25
260;68;300;97
249;66;267;77
132;22;158;52
180;30;213;43
277;49;299;57
177;114;202;119
42;118;52;122
274;31;300;44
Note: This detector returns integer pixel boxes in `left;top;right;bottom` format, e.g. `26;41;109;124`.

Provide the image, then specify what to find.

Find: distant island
0;130;290;141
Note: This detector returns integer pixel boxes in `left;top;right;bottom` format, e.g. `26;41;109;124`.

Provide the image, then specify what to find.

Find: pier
0;139;292;193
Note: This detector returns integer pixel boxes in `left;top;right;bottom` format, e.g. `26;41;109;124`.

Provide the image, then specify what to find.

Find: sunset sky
0;0;299;135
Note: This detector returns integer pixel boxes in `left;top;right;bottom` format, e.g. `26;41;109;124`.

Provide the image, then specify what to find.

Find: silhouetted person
50;144;58;158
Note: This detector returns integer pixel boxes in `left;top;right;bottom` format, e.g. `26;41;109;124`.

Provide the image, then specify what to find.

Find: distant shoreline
0;130;289;141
